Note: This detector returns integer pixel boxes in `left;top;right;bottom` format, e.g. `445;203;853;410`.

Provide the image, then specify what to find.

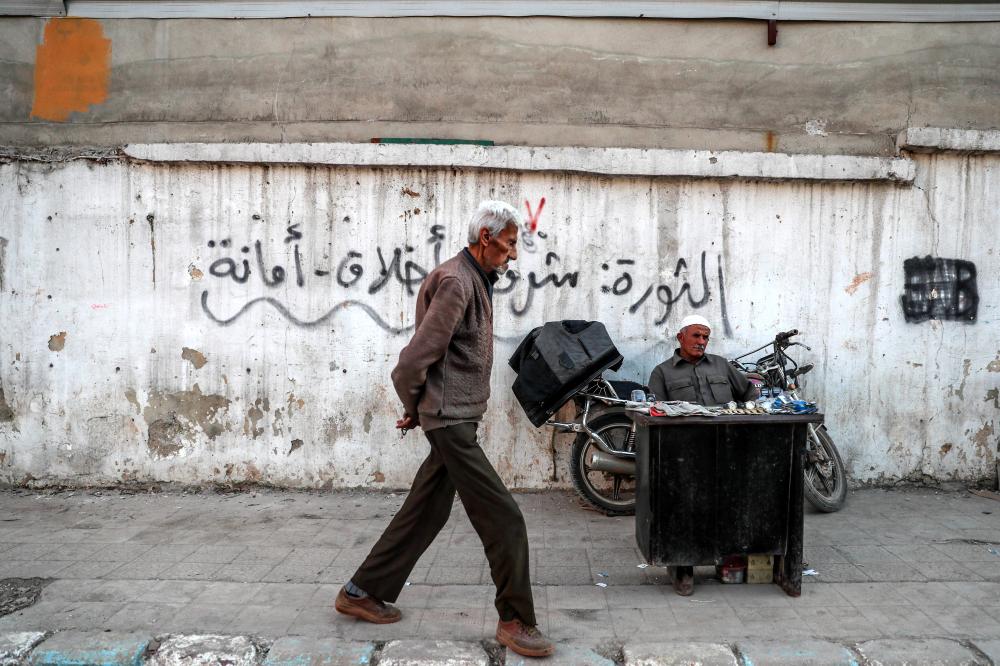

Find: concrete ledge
147;635;257;666
897;127;1000;154
121;142;915;183
624;641;738;666
378;640;488;666
262;637;375;666
28;632;150;666
0;632;47;666
855;638;989;666
506;642;615;666
735;639;859;665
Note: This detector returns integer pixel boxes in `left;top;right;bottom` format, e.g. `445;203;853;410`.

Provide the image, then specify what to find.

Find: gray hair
467;200;522;244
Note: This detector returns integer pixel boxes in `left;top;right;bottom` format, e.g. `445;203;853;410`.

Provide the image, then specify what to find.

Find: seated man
646;314;758;596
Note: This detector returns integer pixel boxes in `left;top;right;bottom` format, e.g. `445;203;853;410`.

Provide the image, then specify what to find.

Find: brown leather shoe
334;587;402;624
496;618;555;658
669;565;694;596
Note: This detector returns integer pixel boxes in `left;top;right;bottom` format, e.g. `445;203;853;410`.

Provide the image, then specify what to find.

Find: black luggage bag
508;320;624;427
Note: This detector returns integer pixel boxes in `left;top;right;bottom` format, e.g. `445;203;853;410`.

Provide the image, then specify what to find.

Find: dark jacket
391;251;495;431
648;350;757;406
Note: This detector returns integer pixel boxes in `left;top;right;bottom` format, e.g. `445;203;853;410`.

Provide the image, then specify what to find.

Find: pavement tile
189;582;264;606
182;545;247;564
856;638;989;665
261;564;325;583
333;610;424;641
214;563;277;582
227;604;302;636
135;580;208;604
251;583;320;608
263;637;375;666
148;634;257;666
107;560;174;580
4;543;102;561
418;609;486;641
735;639;859;665
158;562;224;581
894;581;965;606
854;562;928;582
233;546;294;564
91;544;155;562
545;585;609;610
532;566;592;585
912;560;986;582
931;543;1000;563
832;582;910;607
282;548;338;568
103;602;185;631
425;566;483;585
608;607;649;641
422;585;492;609
28;631;150;666
942;581;1000;606
0;631;47;665
165;604;244;633
804;564;870;583
855;605;945;636
0;561;71;578
624;641;738;666
834;545;905;564
792;606;883;640
379;639;488;666
534;548;589;567
546;608;616;641
604;585;674;609
56;560;131;579
920;606;1000;637
141;545;201;562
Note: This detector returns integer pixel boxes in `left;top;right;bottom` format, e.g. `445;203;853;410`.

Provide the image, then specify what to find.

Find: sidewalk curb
4;632;1000;666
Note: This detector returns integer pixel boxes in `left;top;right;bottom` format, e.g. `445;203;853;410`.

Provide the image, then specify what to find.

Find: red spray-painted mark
524;197;545;232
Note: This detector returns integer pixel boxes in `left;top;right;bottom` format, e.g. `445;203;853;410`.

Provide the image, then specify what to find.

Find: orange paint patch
31;18;110;122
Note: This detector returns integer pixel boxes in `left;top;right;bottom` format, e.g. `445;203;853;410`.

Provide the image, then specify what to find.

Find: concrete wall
1;148;997;488
2;16;999;154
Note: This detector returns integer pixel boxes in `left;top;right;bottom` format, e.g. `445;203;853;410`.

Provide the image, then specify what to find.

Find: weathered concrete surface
0;579;50;618
854;638;989;665
0;149;998;489
735;639;859;665
0;632;46;666
147;634;257;666
262;637;375;666
122;143;916;182
1;17;999;155
27;631;150;666
898;128;1000;155
971;640;1000;664
378;640;488;666
624;642;738;666
505;642;615;665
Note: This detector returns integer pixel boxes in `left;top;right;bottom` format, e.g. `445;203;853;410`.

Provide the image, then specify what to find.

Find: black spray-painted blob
901;256;978;323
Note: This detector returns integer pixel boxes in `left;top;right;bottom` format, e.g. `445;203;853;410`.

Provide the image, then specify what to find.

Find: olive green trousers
351;421;537;626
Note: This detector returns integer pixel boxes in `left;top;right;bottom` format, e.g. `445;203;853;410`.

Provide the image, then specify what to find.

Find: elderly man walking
335;201;555;658
647;314;758;596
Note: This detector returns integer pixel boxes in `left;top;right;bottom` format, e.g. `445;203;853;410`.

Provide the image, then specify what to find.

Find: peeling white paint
0;150;996;488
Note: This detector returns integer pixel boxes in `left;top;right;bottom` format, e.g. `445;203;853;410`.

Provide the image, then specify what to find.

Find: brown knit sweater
391;251;494;431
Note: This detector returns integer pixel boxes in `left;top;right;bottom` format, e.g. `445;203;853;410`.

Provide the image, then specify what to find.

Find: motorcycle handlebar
775;329;799;344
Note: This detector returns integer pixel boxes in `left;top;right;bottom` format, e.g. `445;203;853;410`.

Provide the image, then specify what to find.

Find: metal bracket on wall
768;19;778;46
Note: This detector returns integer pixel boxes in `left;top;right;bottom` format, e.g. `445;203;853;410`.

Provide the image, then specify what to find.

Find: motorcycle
546;329;848;515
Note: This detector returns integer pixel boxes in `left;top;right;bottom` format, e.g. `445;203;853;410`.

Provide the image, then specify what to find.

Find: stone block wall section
2;633;999;665
2;17;999;155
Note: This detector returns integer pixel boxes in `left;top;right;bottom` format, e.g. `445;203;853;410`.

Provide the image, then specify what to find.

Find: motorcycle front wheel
803;423;848;512
570;410;637;516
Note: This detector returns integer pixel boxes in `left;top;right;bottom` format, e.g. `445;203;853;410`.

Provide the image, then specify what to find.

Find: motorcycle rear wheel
803;423;848;512
570;410;637;516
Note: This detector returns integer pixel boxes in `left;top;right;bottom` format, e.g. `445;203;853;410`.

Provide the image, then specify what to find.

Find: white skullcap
678;314;712;333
